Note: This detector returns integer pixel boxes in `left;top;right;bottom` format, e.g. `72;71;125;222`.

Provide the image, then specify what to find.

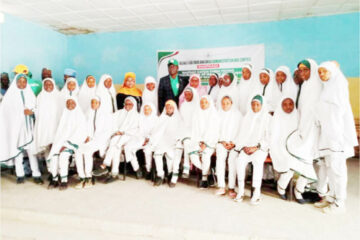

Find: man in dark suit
158;59;189;113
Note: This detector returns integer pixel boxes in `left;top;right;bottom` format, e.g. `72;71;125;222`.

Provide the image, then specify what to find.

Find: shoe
208;174;215;187
34;177;44;185
75;179;85;189
215;188;226;196
92;167;109;177
104;174;118;184
314;198;331;208
199;180;209;189
279;193;287;200
154;177;163;186
234;194;244;203
277;185;287;200
59;182;68;190
322;203;346;214
16;177;25;184
84;178;93;189
250;197;261;205
145;171;151;180
228;189;237;199
135;169;143;179
169;182;176;188
48;179;59;189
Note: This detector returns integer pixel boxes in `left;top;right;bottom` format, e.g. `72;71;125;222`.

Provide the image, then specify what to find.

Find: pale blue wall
67;12;359;84
0;14;67;86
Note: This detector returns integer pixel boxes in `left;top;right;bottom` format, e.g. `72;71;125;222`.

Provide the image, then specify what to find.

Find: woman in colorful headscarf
314;61;358;213
116;72;142;111
142;76;158;114
178;74;207;106
0;74;42;184
78;75;97;113
234;95;270;205
96;74;117;114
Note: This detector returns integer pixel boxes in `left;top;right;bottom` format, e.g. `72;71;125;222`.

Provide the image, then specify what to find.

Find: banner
157;44;265;85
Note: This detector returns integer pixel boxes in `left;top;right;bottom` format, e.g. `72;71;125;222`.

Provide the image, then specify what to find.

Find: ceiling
1;0;359;35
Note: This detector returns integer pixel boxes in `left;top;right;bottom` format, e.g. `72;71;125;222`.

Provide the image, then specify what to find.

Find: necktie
295;82;303;109
208;86;214;95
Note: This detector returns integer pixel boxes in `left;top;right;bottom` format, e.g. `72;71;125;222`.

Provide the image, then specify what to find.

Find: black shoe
154;177;163;186
92;167;109;177
302;191;322;203
167;173;172;183
16;177;25;184
279;193;287;200
34;177;44;185
104;174;118;184
208;175;215;187
145;171;151;180
48;180;59;189
59;182;68;190
135;169;143;179
200;180;209;189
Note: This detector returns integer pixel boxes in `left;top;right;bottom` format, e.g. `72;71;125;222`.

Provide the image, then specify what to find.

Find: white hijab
78;75;97;114
275;66;298;100
179;87;200;139
139;102;158;138
142;76;158;115
96;74;117;114
112;96;139;136
0;74;36;164
191;95;220;148
218;95;243;143
33;78;62;153
236;95;270;150
237;63;255;116
216;72;238;109
316;61;358;158
60;77;79;98
207;73;220;105
48;97;87;160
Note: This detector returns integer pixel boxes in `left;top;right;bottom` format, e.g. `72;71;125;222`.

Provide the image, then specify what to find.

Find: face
16;76;27;89
222;75;232;87
293;69;303;85
276;71;287;84
259;73;270;85
143;105;152;116
67;81;76;91
1;75;9;87
44;80;54;92
184;90;193;102
221;97;232;111
190;76;200;88
91;99;100;110
208;75;217;87
282;98;294;114
318;67;331;82
218;77;224;87
86;76;96;88
66;99;76;110
146;82;155;91
298;64;311;81
124;99;134;111
242;67;251;80
165;103;174;116
104;78;112;89
251;100;262;113
125;77;135;88
168;64;178;76
200;97;209;110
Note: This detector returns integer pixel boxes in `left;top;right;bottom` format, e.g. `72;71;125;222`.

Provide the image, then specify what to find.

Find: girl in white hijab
234;95;270;204
92;97;139;183
150;100;181;186
171;87;199;186
78;75;97;113
275;66;298;100
179;74;207;106
216;72;238;109
96;74;117;114
124;102;158;179
74;96;113;189
207;73;220;105
216;95;243;197
0;74;42;184
287;59;322;203
142;76;158;114
315;61;358;213
237;63;255;115
189;95;219;188
33;78;62;163
47;96;88;190
60;77;79;98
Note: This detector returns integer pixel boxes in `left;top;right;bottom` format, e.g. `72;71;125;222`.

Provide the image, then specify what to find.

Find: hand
246;146;258;155
143;138;149;146
221;141;228;149
60;146;66;153
85;137;90;143
24;109;33;116
228;142;235;150
114;131;123;137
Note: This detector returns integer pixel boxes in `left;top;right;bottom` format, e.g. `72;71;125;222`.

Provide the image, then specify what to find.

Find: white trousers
216;144;238;189
103;135;130;176
124;138;153;172
75;144;98;179
189;147;214;178
154;150;175;178
277;170;309;195
50;151;71;182
236;150;267;196
174;139;192;175
15;150;41;178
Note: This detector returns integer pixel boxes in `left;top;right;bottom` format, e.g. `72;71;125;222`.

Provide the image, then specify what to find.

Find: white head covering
218;94;243;143
139;102;158;138
33;78;62;153
0;74;36;164
78;75;97;114
191;95;220;148
236;94;270;150
48;96;87;160
316;61;358;158
275;66;298;100
207;73;220;104
216;72;238;109
112;96;139;136
142;76;158;114
96;74;117;114
60;77;79;97
237;63;255;115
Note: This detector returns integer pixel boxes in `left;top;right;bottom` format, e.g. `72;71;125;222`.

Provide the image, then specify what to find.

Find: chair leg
250;163;254;198
122;151;126;181
288;178;294;201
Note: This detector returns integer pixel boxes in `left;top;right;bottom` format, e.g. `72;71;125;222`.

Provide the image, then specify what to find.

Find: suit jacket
158;74;189;113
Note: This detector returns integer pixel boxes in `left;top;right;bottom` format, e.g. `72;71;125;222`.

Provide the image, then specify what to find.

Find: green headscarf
252;94;263;105
297;59;311;69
